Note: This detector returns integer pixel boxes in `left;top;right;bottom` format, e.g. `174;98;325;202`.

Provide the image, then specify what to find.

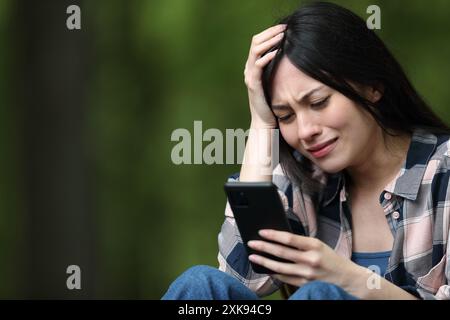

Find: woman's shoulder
426;131;450;171
410;128;450;168
433;133;450;160
422;131;450;193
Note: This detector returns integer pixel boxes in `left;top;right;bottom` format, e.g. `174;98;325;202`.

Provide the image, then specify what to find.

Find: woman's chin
314;159;346;175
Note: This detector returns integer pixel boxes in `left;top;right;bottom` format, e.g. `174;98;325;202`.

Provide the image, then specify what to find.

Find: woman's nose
296;113;322;141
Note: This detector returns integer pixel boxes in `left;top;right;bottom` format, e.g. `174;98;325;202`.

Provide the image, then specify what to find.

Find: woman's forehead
271;57;325;103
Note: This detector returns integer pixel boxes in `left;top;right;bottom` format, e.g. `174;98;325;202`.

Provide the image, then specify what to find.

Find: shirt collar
385;128;438;200
321;128;439;206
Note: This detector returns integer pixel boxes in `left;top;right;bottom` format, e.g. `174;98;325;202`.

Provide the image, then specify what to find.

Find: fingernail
249;255;258;261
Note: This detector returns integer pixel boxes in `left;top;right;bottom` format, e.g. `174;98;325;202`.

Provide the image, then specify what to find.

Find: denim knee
161;265;220;300
176;265;221;286
289;281;358;300
162;265;259;300
168;265;220;291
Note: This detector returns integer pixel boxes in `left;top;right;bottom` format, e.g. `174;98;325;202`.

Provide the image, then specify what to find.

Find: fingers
249;253;296;274
254;33;284;58
248;239;299;262
252;24;287;46
247;24;286;65
255;49;278;67
258;230;323;251
249;253;312;278
243;24;286;97
248;239;321;267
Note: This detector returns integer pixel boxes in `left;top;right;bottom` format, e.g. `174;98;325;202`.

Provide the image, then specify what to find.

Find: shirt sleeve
425;227;450;300
416;233;450;300
217;166;309;297
416;166;450;300
432;175;450;299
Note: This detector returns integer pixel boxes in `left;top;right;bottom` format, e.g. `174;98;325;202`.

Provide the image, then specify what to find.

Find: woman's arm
217;24;292;296
239;125;277;182
240;24;287;182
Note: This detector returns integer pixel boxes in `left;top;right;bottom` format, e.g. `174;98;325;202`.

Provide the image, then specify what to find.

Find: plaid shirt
218;128;450;300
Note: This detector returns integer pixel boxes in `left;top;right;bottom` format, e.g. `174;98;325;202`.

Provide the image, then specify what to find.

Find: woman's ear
351;82;384;103
368;85;384;103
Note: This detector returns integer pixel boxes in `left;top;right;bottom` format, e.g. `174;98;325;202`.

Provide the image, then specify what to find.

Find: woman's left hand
247;229;359;289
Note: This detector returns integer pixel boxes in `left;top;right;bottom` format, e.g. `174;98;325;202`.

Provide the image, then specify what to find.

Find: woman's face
270;57;380;174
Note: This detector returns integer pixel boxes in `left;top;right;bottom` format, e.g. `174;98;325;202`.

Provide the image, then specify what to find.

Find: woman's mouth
308;138;338;159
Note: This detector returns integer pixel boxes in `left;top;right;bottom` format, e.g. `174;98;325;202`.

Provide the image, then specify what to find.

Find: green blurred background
0;0;449;299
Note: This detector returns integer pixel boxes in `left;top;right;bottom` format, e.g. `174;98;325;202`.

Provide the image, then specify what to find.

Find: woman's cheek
280;125;298;149
323;104;349;129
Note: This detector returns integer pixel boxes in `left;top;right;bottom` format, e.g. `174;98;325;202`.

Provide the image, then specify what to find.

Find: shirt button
392;211;400;219
384;192;392;200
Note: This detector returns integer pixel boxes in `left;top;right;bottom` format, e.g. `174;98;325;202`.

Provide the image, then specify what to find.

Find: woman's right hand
244;24;287;129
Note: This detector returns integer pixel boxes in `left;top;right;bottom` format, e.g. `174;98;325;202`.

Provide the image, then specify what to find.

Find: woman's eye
277;114;294;123
311;96;330;108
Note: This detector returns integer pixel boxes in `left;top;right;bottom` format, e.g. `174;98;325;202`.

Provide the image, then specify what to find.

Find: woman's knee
163;265;258;300
173;265;224;288
162;265;220;299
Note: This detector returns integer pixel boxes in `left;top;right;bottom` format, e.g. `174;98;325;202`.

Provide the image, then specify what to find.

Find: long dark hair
262;1;450;196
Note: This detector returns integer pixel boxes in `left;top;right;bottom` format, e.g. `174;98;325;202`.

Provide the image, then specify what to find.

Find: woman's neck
345;132;412;194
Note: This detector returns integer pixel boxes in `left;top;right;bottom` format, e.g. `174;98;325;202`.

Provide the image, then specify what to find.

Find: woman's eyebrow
271;86;324;110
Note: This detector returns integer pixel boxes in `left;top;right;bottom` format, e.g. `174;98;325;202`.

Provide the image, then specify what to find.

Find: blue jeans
161;265;358;300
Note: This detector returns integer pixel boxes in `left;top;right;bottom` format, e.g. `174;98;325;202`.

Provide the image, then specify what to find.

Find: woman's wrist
240;121;278;181
335;260;382;299
250;118;277;130
340;263;420;300
328;260;362;297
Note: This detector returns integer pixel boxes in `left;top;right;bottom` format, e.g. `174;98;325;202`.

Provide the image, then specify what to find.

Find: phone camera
232;191;249;207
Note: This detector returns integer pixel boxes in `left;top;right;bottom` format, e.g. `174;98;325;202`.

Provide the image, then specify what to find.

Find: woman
163;1;450;300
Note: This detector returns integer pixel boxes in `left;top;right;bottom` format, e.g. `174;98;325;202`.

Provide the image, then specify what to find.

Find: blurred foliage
0;0;449;299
